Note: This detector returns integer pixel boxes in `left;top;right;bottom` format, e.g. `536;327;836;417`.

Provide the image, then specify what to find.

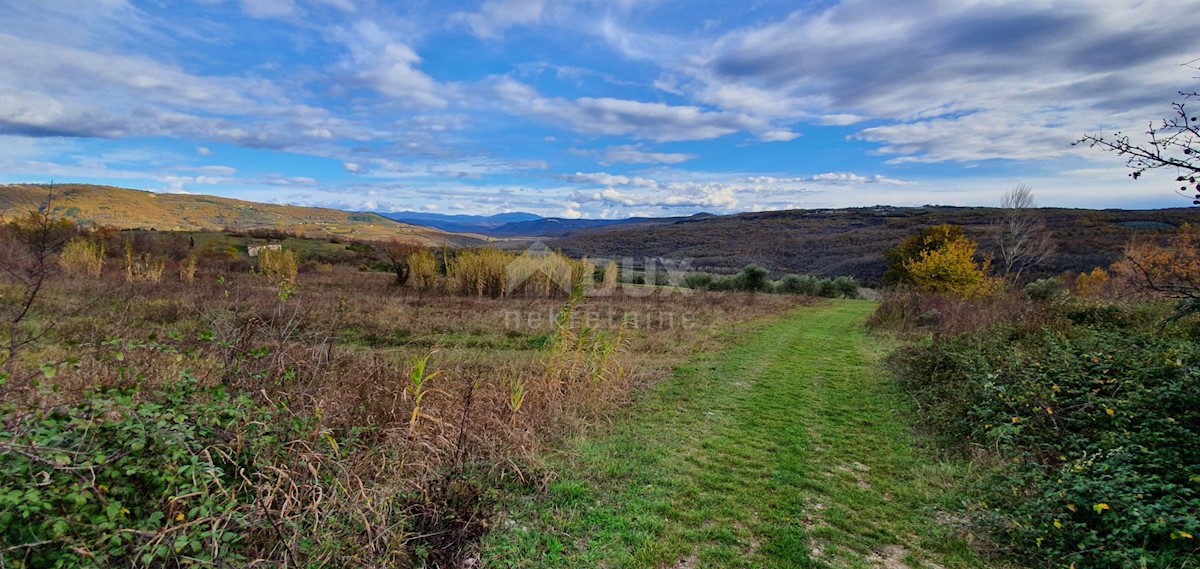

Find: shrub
179;253;197;284
684;273;714;290
59;238;105;277
814;278;839;298
451;248;508;298
572;257;596;290
735;264;771;292
257;246;298;287
124;240;166;284
707;275;735;291
0;375;355;567
832;276;860;299
1112;224;1200;304
1025;277;1067;301
903;235;999;298
890;308;1200;568
507;251;569;298
1073;267;1111;298
381;240;424;285
776;274;816;295
884;224;966;286
408;249;439;289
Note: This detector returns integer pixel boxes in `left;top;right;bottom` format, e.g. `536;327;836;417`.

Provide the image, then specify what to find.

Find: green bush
1025;277;1067;301
814;278;840;298
683;273;713;290
777;274;817;295
708;275;738;291
891;311;1200;568
0;374;370;567
832;276;860;299
735;265;771;292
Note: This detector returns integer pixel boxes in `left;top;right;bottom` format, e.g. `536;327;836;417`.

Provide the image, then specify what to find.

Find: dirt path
481;300;1004;568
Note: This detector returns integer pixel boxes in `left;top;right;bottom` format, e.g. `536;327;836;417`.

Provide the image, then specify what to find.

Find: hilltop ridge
0;184;478;246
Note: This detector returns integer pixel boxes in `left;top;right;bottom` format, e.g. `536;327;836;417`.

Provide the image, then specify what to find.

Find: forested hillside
550;206;1200;284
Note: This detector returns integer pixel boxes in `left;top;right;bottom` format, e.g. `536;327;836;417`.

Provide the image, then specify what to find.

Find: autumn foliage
1112;224;1200;302
887;224;999;298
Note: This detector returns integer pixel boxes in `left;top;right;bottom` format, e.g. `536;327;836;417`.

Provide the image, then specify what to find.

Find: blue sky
1;0;1199;218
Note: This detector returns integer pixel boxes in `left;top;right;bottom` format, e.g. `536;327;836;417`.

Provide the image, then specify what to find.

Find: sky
1;0;1199;218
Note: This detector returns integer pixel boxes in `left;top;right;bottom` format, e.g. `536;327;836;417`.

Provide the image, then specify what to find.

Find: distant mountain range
378;211;718;237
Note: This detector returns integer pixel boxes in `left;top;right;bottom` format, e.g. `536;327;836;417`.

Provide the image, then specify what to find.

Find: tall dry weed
59;237;104;277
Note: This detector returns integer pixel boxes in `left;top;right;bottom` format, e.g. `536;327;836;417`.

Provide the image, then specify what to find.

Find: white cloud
597;0;1200;163
451;0;547;39
759;130;799;142
493;77;770;142
196;146;212;156
336;21;448;109
592;185;738;209
600;145;696;165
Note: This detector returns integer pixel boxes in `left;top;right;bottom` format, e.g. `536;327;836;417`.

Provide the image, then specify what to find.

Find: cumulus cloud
333;21;448;109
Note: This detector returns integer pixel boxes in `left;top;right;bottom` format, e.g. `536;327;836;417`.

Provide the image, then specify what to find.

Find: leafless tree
993;184;1055;282
0;189;75;376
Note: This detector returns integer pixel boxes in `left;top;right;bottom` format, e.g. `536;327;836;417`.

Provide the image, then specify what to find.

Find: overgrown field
872;290;1200;568
0;238;806;567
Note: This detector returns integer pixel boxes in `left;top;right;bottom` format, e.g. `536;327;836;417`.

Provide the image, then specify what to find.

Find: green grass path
481;300;1001;568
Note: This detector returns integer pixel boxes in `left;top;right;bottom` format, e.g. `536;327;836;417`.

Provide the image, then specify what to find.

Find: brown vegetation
549;205;1200;285
0;225;806;566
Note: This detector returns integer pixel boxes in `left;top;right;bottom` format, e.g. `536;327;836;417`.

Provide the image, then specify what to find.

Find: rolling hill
0;184;480;246
547;205;1200;285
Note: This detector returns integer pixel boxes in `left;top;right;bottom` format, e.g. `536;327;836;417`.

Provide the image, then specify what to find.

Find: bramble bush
0;372;394;568
889;302;1199;568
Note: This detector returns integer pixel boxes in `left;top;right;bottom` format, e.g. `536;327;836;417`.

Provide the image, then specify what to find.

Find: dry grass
2;262;808;565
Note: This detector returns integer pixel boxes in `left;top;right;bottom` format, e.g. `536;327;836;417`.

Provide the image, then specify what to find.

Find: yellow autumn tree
1072;267;1110;298
903;235;999;298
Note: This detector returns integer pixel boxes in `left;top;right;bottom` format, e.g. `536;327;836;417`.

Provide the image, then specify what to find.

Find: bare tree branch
993;184;1055;283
